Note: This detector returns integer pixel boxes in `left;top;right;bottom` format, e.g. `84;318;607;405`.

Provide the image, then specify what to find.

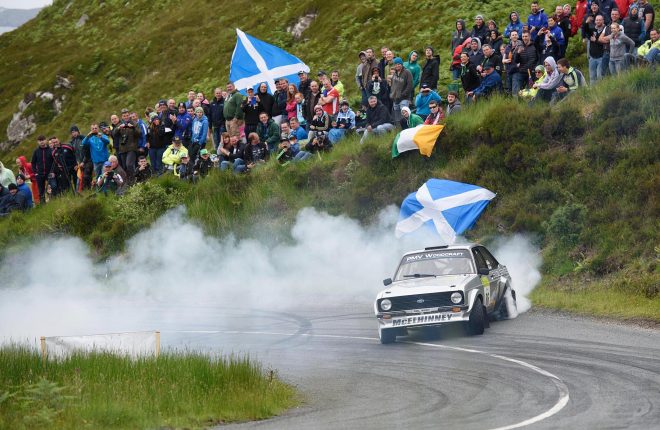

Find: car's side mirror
477;267;489;276
383;278;392;286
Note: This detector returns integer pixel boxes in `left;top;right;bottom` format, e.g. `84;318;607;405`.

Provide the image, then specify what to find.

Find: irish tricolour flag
391;124;444;158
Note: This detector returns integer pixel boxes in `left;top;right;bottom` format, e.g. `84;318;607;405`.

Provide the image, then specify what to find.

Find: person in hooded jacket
30;135;53;202
471;15;489;42
404;51;421;97
0;184;27;215
174;102;193;146
486;29;504;52
623;4;644;48
420;46;440;90
328;100;356;144
527;1;549;41
15;174;33;208
400;106;423;130
446;91;462;116
16;155;39;204
505;11;525;39
415;84;442;120
255;82;274;116
191;106;209;164
467;37;485;66
0;161;15;188
451;37;473;80
533;56;563;103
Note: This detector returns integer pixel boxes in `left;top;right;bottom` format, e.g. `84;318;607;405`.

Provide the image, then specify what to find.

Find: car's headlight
451;292;462;304
380;299;392;311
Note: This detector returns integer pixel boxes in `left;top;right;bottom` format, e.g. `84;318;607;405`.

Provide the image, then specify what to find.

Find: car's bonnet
377;274;475;298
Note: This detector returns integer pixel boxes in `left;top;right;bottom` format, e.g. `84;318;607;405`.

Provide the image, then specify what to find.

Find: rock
39;92;54;101
76;13;88;28
53;99;63;115
287;12;318;39
7;112;36;143
63;1;73;13
55;75;73;89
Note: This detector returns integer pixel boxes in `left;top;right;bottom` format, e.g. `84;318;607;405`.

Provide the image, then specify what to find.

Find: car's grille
380;292;462;312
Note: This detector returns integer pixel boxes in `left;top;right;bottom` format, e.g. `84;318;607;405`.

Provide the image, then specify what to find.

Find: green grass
0;346;297;430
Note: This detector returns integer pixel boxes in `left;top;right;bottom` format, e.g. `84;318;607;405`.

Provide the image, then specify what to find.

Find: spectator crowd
0;0;656;216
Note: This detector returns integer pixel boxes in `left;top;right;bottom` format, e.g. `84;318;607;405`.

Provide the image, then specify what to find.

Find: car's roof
401;244;478;257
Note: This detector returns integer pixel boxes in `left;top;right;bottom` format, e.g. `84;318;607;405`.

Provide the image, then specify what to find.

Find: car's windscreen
394;250;475;280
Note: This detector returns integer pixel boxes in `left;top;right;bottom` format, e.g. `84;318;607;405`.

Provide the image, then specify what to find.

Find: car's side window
472;249;488;272
479;247;500;267
475;248;495;270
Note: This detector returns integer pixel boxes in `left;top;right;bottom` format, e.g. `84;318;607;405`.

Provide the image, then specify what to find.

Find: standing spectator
360;96;394;144
330;70;345;97
174;102;193;146
420;46;440;90
468;38;485;66
505;11;525;39
271;78;287;125
147;114;168;175
638;0;655;40
82;123;110;179
404;51;421;95
328;100;356;144
575;0;589;35
389;57;413;123
547;15;567;57
451;21;470;80
537;26;562;63
378;46;389;78
565;4;580;37
367;67;390;106
585;15;609;82
446;91;462;116
242;87;261;137
304;81;322;124
256;82;275;115
472;15;489;42
223;81;244;137
191;106;209;162
256;112;280;153
623;4;645;49
185;90;196;109
597;0;616;24
503;30;524;95
356;51;368;106
486;29;504;52
615;0;632;18
424;100;444;125
16;155;39;204
556;7;573;54
131;111;148;161
0;161;15;187
49;136;76;196
298;71;311;97
319;78;340;117
209;88;225;150
514;31;540;89
30;135;53;201
528;1;549;41
400;106;423;130
361;48;380;100
113;108;141;185
459;52;481;94
135;155;152;183
602;22;635;73
480;44;503;75
415;84;442;120
68;125;88;190
285;83;298;120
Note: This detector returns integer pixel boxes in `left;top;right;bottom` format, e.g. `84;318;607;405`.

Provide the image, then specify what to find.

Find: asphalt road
159;301;660;430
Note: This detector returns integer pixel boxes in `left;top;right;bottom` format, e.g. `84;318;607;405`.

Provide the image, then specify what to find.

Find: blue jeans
212;125;224;151
451;68;461;80
220;158;246;173
392;99;409;124
588;56;603;84
609;59;625;75
328;128;348;144
645;47;659;64
149;147;166;175
294;151;313;162
93;162;105;178
508;72;525;97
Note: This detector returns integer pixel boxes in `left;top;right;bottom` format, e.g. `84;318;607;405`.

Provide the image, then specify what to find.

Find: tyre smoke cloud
0;207;541;341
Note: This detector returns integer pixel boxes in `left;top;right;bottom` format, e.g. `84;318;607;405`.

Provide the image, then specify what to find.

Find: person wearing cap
162;136;189;173
446;91;462;116
191;106;209;162
174;102;193;146
223;81;244;137
389;57;414;123
328;100;356;144
175;152;194;181
420;46;440;90
360;96;394;144
15;174;33;208
519;64;546;100
0;183;27;215
298;71;311;98
194;148;214;178
472;14;489;42
82;123;111;179
400;106;423;130
467;61;503;101
527;1;549;41
415;83;442;120
147;112;168;175
95;160;124;195
30;135;53;202
307;104;330;145
256;111;281;153
135;155;152;183
242;87;261;137
112;108;142;185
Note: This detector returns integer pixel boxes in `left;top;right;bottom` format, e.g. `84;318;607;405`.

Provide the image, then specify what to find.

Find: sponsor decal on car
403;250;469;263
391;312;455;327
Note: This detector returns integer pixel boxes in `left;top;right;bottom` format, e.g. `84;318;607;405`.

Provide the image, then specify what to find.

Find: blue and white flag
229;28;310;94
395;179;496;243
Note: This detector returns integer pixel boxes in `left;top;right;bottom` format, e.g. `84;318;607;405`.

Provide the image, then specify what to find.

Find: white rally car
375;244;516;344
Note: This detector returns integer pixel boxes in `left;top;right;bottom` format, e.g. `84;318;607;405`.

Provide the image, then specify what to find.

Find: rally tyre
467;297;486;335
379;327;397;344
499;285;517;320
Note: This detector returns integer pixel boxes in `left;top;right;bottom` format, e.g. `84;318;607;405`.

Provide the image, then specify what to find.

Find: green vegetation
0;345;297;430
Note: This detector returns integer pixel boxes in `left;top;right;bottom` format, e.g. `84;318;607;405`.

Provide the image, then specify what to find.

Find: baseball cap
200;149;209;155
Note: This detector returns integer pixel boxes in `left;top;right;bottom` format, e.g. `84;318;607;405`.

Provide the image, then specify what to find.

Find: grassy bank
0;346;297;429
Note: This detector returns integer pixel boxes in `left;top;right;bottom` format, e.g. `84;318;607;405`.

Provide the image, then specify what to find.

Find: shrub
111;181;183;227
544;203;587;247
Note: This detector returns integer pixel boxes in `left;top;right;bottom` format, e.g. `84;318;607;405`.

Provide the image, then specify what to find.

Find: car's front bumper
376;305;469;328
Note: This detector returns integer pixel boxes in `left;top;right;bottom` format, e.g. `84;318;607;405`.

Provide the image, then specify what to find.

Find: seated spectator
415;83;442;120
242;87;261;136
446;91;462;116
470;61;503;101
424;100;445;124
293;92;307;129
176;153;194;181
459;52;481;94
15;174;33;208
276;137;299;165
0;183;27;215
533;56;563;103
95;161;124;195
400;106;423;129
451;20;470;80
135;155;152;183
360;96;394;144
219;135;247;172
479;43;503;75
194;148;214;178
519;65;546;100
288;117;308;143
367;67;390;105
256;112;280;153
555;58;587;101
451;37;473;80
638;29;660;65
328;100;356;144
162;137;189;173
238;132;269;173
623;5;644;51
307;105;330;143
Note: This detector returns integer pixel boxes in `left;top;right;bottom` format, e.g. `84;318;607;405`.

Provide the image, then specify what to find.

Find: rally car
375;244;516;344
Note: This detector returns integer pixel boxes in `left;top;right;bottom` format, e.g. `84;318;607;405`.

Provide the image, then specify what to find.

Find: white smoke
0;208;541;341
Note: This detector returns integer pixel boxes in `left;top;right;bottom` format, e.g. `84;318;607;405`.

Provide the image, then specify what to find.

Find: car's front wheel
467;297;486;335
379;327;397;344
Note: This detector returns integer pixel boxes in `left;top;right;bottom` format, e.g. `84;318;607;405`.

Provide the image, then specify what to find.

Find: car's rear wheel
498;284;518;320
467;297;486;335
379;327;397;344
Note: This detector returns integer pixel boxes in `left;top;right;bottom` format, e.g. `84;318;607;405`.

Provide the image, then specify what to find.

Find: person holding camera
194;149;214;178
96;160;124;195
276;137;298;165
236;132;269;173
367;67;390;106
82;123;111;179
49;136;77;197
135;155;152;183
112;108;141;185
241;87;261;137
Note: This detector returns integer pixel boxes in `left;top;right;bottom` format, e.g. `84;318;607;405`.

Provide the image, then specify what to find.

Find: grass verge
0;346;298;430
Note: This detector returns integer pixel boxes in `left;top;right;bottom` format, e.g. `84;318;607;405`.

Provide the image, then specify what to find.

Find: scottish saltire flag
229;29;310;94
392;124;444;158
395;179;496;243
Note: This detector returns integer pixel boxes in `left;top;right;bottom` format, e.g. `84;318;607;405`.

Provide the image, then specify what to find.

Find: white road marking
167;330;570;429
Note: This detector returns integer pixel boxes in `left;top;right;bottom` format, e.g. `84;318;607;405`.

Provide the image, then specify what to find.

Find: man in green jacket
400;106;423;130
404;51;421;97
256;112;281;153
223;81;244;137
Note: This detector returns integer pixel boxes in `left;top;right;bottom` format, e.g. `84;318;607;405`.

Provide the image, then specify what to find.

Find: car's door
474;247;501;310
472;248;494;311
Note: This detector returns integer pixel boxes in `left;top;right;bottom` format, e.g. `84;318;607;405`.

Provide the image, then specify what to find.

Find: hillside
0;7;41;28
